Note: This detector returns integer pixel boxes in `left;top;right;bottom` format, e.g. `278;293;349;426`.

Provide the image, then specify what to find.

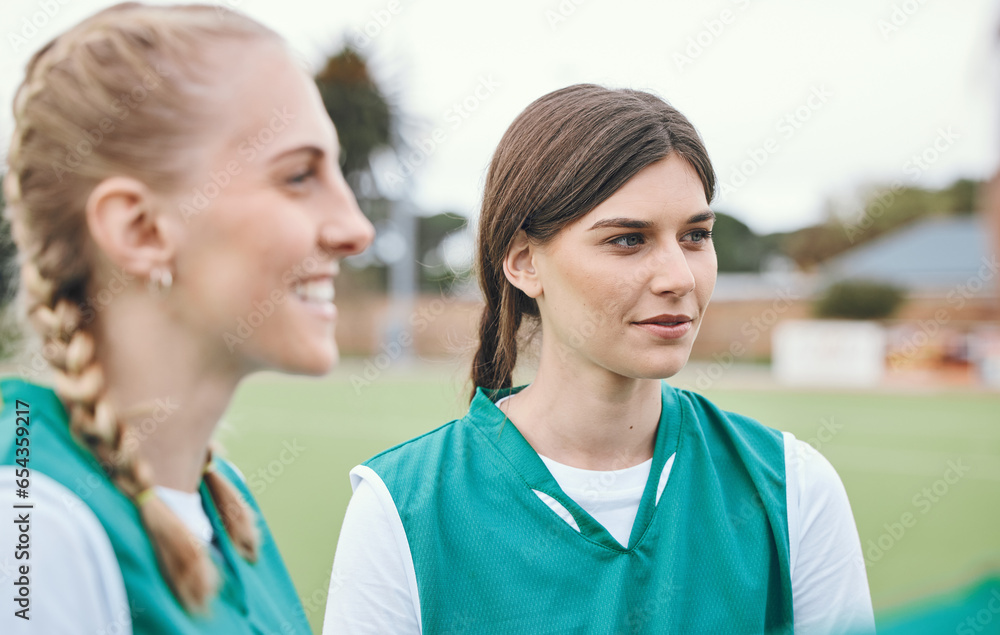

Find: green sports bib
0;377;311;634
366;382;793;634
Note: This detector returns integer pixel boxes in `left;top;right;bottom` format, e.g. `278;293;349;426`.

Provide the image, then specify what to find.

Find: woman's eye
287;167;316;186
610;234;644;248
686;229;713;244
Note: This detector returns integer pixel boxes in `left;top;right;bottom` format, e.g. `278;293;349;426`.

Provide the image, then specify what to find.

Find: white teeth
293;279;335;303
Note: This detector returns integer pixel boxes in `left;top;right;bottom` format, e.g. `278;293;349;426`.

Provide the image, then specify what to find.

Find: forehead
577;155;709;226
204;41;338;159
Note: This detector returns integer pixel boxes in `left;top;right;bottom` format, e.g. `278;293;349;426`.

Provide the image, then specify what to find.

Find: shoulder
783;433;848;503
782;434;875;633
324;466;422;633
0;467;118;562
782;432;859;547
364;386;523;472
668;384;785;450
363;419;462;471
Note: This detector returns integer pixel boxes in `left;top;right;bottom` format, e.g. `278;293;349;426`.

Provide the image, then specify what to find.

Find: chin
620;351;692;381
284;344;339;376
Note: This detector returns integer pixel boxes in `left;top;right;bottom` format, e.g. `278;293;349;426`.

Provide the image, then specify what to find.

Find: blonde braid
4;2;280;612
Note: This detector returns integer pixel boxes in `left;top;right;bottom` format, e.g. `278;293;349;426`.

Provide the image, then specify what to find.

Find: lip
633;314;694;340
294;270;338;283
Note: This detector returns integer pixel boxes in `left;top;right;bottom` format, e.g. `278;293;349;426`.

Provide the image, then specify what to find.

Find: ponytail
469;283;522;401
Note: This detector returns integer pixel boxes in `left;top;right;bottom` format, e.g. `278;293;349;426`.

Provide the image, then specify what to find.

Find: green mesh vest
0;377;311;634
366;382;794;634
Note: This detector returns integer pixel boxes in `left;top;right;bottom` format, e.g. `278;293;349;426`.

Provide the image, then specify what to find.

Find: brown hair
470;84;716;399
4;2;282;612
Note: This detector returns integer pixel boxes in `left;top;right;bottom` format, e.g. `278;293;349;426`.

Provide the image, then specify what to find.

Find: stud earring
147;267;173;295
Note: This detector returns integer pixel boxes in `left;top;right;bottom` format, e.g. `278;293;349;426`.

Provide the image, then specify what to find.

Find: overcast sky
1;0;996;233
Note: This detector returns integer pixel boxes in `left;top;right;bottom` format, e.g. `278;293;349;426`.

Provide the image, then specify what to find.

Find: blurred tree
314;44;473;297
780;223;854;271
712;211;772;272
814;280;906;320
416;212;469;292
778;177;982;269
314;46;394;180
940;178;979;215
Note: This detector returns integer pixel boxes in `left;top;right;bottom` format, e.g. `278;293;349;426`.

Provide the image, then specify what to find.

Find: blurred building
695;215;999;386
822;216;995;309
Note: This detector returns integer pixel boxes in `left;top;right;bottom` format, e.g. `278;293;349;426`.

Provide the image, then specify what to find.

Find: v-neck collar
469;382;683;552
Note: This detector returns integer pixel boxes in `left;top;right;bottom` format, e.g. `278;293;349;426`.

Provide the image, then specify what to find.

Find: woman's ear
84;177;175;277
502;230;542;299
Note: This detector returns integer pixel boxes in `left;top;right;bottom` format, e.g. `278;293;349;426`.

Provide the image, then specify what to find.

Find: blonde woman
0;3;372;633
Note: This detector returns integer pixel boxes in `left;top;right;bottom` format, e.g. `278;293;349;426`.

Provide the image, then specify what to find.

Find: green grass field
216;364;1000;633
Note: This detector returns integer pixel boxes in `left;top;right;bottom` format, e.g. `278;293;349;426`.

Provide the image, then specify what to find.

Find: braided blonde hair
4;2;283;612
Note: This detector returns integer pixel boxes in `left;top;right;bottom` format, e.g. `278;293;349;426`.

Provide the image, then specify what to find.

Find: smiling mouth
293;278;335;304
291;277;337;321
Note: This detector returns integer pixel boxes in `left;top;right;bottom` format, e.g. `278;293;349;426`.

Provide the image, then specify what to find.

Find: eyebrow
589;210;715;230
268;145;327;164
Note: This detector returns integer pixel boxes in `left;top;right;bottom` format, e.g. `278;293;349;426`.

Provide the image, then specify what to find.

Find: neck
94;294;243;493
502;344;662;471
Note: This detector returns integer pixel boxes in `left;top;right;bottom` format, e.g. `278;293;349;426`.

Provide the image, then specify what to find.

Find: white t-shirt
323;428;876;635
0;469;212;635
